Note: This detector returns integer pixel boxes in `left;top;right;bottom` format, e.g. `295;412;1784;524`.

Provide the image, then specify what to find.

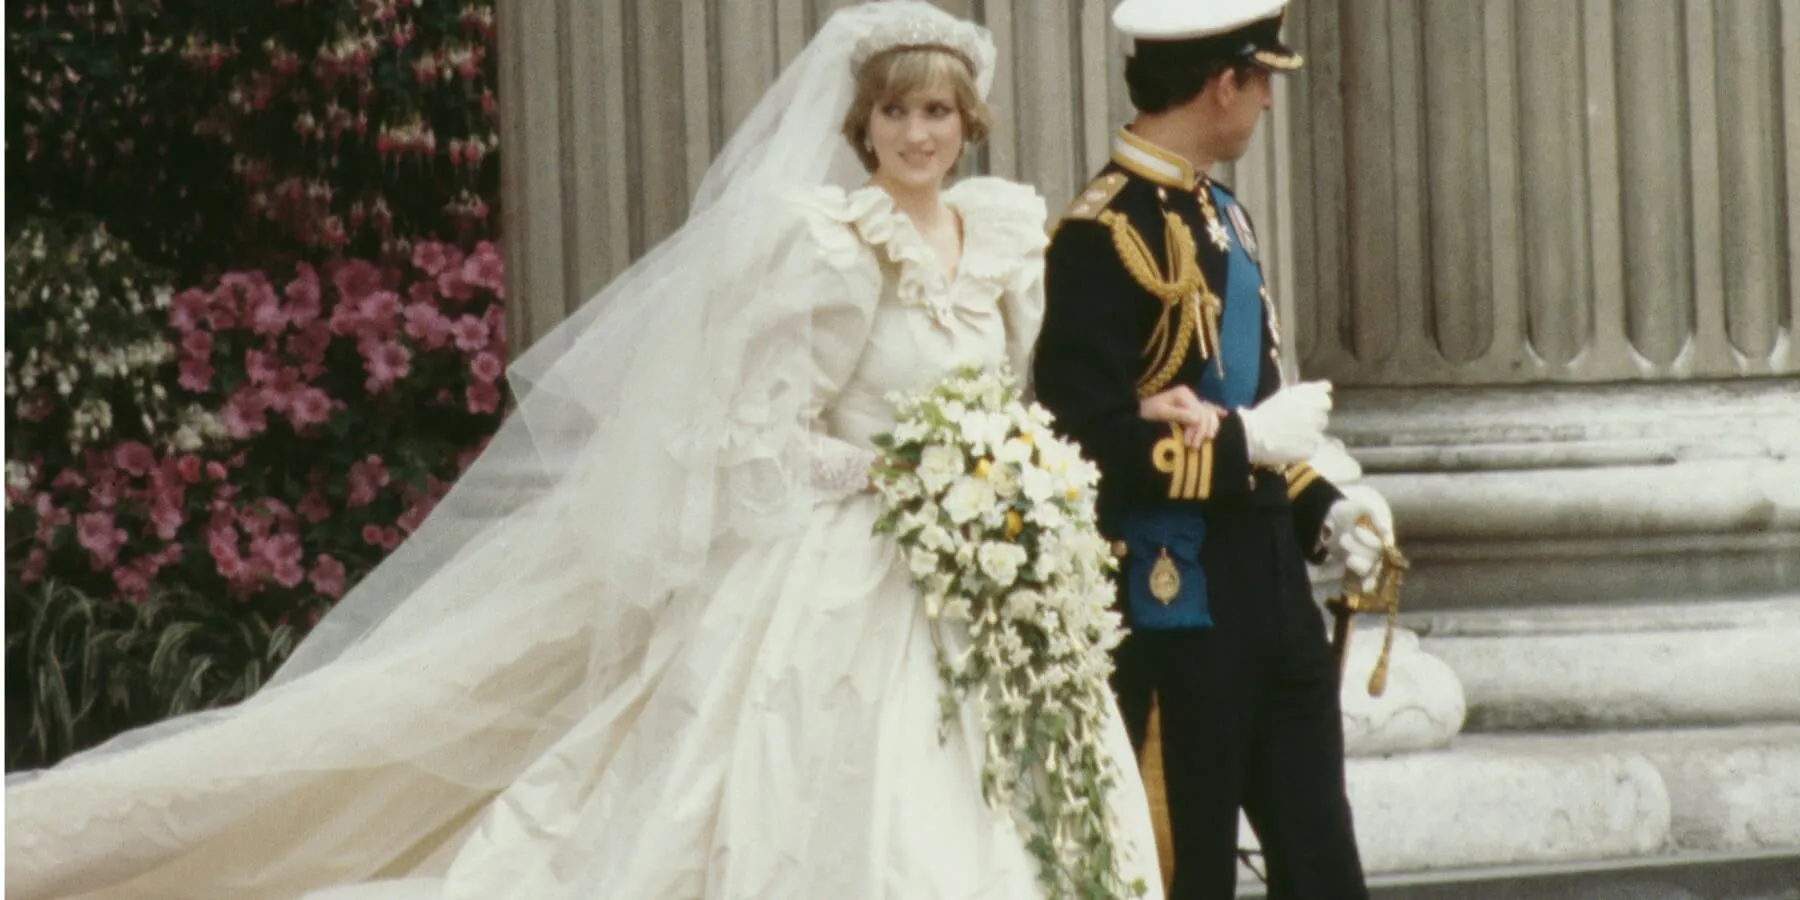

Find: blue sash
1197;185;1263;410
1115;188;1267;631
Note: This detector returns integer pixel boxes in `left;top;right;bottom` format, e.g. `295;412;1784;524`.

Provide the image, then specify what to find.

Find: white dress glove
1239;381;1333;466
1323;484;1395;592
807;433;878;501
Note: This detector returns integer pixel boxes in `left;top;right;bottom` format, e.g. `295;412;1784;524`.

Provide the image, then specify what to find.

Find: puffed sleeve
1001;267;1045;395
946;177;1049;389
784;187;888;499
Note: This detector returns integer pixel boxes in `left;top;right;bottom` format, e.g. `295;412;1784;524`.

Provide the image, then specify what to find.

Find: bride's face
867;84;964;191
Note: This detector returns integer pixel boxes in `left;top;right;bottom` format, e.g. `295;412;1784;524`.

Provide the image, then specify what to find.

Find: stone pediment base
1329;380;1800;611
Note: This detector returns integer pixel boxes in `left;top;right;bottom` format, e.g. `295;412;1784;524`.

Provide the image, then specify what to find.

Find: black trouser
1112;507;1368;900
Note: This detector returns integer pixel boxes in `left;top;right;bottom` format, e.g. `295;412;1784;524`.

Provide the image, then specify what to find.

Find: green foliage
6;579;296;771
6;0;500;280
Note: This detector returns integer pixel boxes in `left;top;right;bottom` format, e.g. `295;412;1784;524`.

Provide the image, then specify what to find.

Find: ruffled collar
841;185;955;326
822;180;1047;330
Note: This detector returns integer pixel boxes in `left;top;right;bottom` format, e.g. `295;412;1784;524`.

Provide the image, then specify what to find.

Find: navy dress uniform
1030;3;1371;898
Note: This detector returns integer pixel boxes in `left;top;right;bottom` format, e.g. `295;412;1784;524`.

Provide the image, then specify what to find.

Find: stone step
1477;726;1800;854
1219;724;1800;882
1330;380;1800;612
1242;849;1800;900
1409;597;1800;732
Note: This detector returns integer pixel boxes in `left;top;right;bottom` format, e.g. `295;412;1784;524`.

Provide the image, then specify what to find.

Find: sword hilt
1326;515;1408;697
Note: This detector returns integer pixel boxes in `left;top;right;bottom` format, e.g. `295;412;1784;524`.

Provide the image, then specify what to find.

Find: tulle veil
5;2;1002;895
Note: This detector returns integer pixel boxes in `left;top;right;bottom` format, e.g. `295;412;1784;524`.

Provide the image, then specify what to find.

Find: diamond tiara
849;13;986;79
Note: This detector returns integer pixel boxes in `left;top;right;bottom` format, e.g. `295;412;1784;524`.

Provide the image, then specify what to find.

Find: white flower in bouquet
919;524;955;554
1025;499;1066;531
985;460;1022;499
925;572;954;598
994;436;1034;466
893;418;932;445
957;409;1012;456
1002;588;1042;620
1018;465;1057;505
941;475;996;526
884;474;923;503
868;363;1144;900
976;542;1028;588
953;542;976;568
940;596;973;624
908;547;942;580
1036;435;1086;481
896;509;936;539
917;444;962;494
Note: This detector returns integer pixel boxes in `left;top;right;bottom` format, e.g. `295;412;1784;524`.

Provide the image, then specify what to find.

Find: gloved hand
1323;484;1394;592
1239;381;1332;466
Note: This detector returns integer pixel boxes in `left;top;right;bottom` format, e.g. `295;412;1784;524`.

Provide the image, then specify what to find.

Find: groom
1032;1;1390;897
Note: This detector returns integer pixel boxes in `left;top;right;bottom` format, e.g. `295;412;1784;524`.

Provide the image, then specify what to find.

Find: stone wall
1287;0;1798;385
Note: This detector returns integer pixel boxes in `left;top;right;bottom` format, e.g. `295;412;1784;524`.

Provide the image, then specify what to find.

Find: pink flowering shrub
5;233;507;769
9;238;506;622
7;1;505;767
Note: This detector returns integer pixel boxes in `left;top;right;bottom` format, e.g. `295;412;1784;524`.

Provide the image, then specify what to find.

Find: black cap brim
1242;14;1304;72
1131;13;1305;73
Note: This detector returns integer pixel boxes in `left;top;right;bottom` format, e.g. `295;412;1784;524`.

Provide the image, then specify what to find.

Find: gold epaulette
1049;173;1128;238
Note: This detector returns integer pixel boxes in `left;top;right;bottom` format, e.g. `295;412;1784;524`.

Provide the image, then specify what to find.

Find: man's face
1206;65;1273;162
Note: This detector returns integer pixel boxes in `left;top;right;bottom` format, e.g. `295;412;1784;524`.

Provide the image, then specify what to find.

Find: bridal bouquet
869;364;1146;900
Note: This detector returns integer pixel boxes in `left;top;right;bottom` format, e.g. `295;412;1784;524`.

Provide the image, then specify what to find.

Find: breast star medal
1197;184;1231;252
1205;218;1231;252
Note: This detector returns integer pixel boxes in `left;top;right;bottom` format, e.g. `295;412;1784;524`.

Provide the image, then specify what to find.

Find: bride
5;3;1164;898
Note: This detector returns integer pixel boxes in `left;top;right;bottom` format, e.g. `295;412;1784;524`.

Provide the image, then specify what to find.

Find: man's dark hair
1123;42;1259;113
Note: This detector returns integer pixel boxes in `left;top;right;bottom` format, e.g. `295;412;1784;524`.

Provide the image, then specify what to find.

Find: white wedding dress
6;179;1163;900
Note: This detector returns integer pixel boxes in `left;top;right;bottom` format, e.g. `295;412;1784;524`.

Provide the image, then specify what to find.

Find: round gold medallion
1149;548;1181;605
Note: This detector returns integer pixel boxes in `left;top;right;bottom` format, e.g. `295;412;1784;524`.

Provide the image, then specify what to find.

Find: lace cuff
807;432;876;500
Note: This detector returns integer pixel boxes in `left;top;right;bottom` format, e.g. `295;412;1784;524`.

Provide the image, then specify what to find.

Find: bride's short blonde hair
842;46;992;173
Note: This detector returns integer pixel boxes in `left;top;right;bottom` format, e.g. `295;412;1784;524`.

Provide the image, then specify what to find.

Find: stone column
1271;0;1800;875
1284;0;1799;609
1287;0;1797;389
